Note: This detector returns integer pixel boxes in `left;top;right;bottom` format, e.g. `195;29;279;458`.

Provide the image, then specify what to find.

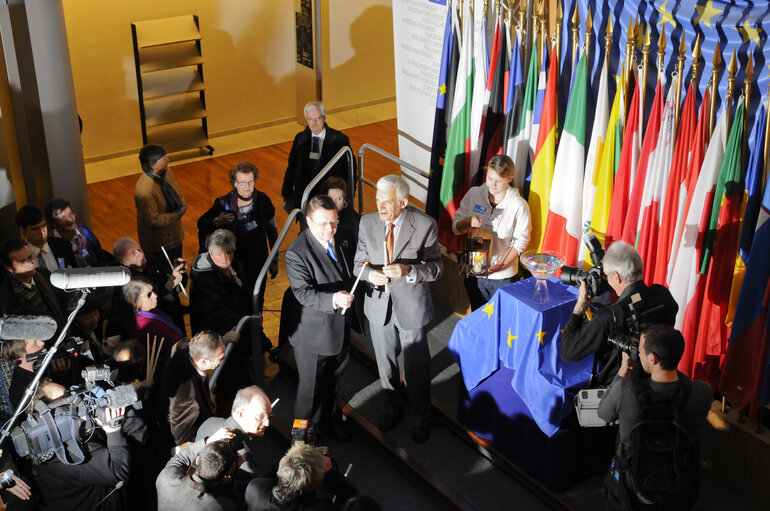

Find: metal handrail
300;146;356;211
357;143;430;214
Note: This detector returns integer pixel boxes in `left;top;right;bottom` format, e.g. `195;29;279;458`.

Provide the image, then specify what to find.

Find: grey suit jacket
354;208;442;330
285;228;355;356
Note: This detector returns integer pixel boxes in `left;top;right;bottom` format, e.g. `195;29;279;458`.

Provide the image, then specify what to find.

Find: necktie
327;242;338;262
312;136;320;154
311;136;321;172
385;223;395;264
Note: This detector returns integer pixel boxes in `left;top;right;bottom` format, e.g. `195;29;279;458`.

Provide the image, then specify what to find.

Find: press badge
245;220;258;231
309;151;321;160
473;204;488;215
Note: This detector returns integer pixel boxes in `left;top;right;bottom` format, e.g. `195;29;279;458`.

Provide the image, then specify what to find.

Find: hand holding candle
342;261;369;315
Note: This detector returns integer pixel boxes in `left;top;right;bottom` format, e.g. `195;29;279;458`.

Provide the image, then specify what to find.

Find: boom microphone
50;267;131;290
0;315;58;341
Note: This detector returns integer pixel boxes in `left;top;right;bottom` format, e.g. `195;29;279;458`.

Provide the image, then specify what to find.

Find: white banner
391;0;447;204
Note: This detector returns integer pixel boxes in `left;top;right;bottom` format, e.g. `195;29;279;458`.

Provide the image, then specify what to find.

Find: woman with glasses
196;161;278;295
122;276;186;368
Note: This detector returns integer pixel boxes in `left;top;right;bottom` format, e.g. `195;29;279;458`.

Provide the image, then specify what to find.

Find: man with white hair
281;101;354;213
353;174;442;443
560;241;679;386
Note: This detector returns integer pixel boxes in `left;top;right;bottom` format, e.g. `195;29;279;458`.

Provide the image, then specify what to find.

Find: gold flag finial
657;24;667;77
584;6;592;56
691;34;702;83
604;15;613;73
708;41;722;137
726;48;738;128
571;2;580;66
674;33;687;135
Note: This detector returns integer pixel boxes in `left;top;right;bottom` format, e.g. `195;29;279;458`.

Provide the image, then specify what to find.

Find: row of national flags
425;0;770;423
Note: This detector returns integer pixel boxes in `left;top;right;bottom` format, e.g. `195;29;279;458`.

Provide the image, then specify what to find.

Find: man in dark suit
0;238;65;328
354;175;442;443
15;205;76;272
285;195;356;439
281;102;355;213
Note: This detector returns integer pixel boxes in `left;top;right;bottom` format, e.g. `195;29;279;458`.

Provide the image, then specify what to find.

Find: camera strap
37;406;85;465
588;354;600;388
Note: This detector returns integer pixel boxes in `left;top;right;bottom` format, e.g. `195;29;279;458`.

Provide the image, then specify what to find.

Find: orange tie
386;223;395;264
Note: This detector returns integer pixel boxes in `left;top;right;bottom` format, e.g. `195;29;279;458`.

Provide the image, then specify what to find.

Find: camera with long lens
606;293;664;362
10;364;142;465
0;469;15;491
559;233;611;299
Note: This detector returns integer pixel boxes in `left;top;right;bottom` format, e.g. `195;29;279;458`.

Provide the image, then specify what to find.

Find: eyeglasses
310;218;339;228
255;413;273;424
145;289;154;299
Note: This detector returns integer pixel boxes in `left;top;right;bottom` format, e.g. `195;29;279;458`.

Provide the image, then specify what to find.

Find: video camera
560;233;611;299
606;293;665;362
290;419;319;446
10;365;142;465
25;336;86;368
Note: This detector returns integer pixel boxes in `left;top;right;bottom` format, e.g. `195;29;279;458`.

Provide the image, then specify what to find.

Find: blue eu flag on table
449;277;593;437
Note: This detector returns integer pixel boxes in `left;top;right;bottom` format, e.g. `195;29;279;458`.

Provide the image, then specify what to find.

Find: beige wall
62;0;395;162
322;0;395;111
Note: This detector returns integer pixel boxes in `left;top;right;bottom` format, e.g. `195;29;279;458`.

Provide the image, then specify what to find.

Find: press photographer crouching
598;325;712;510
18;379;133;511
559;241;678;387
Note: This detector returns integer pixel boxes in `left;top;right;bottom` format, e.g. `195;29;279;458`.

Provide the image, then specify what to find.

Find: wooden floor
88;118;400;344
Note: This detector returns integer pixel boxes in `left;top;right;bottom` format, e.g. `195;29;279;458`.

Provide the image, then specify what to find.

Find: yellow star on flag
694;0;722;29
482;302;494;319
535;330;547;345
438;82;447;96
507;329;517;347
731;20;764;45
657;0;678;29
585;309;594;322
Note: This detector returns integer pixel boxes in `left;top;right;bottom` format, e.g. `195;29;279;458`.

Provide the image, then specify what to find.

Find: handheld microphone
95;480;124;508
50;267;131;290
0;315;58;341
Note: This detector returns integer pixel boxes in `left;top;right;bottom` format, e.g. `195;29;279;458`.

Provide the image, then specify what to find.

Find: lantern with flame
459;237;492;277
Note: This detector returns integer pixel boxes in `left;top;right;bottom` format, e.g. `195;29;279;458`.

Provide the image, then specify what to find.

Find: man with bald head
197;386;280;479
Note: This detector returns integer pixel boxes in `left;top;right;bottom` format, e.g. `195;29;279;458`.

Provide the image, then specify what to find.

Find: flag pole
603;15;613;74
531;0;539;56
623;18;635;114
583;7;592;59
674;34;687;137
726;49;738;133
538;0;547;57
570;2;580;70
742;55;754;171
640;24;651;129
656;24;667;81
709;42;722;141
554;0;562;65
690;34;702;85
763;67;770;189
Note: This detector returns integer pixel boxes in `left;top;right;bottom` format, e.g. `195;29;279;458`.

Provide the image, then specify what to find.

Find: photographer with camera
245;443;357;511
196;386;279;479
31;381;131;511
597;325;712;510
560;241;678;387
156;427;241;511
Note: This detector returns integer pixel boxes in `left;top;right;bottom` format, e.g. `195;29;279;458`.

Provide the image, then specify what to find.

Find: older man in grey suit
354;175;442;443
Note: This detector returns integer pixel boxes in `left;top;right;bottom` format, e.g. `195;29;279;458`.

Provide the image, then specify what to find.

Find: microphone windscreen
105;384;139;409
50;267;131;290
0;315;58;341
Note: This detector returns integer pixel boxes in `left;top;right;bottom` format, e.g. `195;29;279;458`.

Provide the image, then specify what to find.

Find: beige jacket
134;169;186;251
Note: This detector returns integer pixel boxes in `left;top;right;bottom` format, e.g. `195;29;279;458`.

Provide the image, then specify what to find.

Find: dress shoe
378;410;403;432
412;421;431;444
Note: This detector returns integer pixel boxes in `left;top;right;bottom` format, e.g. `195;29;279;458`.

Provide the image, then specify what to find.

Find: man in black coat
196;386;282;483
281;102;355;213
285;195;356;439
0;239;65;329
33;403;131;511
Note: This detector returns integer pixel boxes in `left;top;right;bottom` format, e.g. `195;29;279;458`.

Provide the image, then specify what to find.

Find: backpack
618;378;699;509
